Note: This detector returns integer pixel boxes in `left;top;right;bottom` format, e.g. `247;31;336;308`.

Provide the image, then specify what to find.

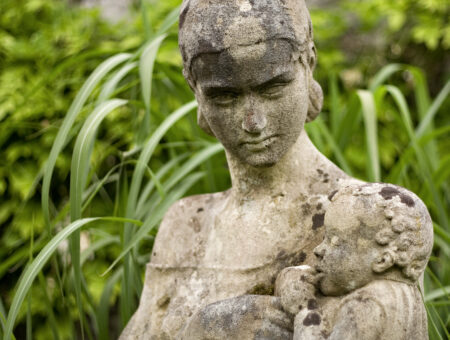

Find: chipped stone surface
291;183;432;339
120;1;433;339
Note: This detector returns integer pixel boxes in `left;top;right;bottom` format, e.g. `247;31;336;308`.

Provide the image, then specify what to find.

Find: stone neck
226;130;318;201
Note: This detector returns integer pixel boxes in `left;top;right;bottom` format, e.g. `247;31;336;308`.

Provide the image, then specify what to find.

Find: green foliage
310;0;449;91
1;0;449;339
346;0;450;50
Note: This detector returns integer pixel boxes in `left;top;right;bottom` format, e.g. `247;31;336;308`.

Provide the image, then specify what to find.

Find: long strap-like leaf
42;54;131;232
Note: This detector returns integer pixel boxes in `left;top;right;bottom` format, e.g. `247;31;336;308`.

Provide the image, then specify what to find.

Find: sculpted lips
240;135;279;151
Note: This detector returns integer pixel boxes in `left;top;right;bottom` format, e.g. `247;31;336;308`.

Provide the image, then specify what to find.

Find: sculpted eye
260;83;287;98
208;92;239;105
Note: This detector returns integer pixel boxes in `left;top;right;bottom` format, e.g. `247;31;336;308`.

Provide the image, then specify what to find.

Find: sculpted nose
314;243;325;259
242;110;267;134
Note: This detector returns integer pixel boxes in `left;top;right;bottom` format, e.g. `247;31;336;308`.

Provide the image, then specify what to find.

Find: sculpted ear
197;107;215;136
372;250;395;273
403;260;425;281
305;43;323;123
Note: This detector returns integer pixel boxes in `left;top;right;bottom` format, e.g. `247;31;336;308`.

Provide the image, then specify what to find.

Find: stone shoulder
150;190;230;266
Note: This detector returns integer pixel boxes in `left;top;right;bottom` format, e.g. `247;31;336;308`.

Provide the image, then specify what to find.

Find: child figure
275;183;433;340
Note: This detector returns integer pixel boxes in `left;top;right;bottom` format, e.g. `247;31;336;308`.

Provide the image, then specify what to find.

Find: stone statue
275;183;432;339
119;0;433;339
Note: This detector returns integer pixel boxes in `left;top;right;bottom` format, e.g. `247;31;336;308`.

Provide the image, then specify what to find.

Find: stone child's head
179;0;323;167
314;183;433;296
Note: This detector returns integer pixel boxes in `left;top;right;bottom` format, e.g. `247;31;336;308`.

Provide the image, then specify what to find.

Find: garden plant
0;0;448;339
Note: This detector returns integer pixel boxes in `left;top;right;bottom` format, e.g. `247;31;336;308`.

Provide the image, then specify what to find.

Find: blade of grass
137;144;224;220
97;62;138;103
138;34;167;143
357;90;380;182
335;94;362;149
0;298;5;335
71;99;128;221
386;125;450;184
120;101;197;321
69;99;128;336
314;118;353;176
4;218;96;340
37;273;60;340
126;101;197;220
105;172;206;275
369;63;403;91
97;268;123;340
136;153;189;214
406;67;438;169
141;0;153;40
329;72;341;136
2;216;140;340
416;80;450;139
42;53;132;231
385;85;448;228
155;5;181;35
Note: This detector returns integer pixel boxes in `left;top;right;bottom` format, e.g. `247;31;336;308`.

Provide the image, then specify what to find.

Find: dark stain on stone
197;207;204;213
328;190;338;201
317;169;324;175
302;202;312;215
248;283;274;296
312;213;325;230
321;330;330;338
400;194;415;207
157;295;170;309
323;179;329;183
276;250;306;268
379;186;401;200
379;186;415;207
293;251;307;265
222;312;233;330
197;38;216;55
179;43;187;63
303;312;321;326
179;1;190;30
276;250;287;260
153;252;157;257
307;299;318;310
316;203;322;210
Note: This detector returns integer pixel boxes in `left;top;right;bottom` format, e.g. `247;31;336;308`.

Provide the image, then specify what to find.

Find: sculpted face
193;40;309;167
314;197;378;296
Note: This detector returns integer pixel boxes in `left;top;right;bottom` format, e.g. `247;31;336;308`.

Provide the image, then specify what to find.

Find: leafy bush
1;0;449;339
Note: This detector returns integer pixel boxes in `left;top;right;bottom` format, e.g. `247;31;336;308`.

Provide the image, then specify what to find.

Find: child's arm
294;297;385;340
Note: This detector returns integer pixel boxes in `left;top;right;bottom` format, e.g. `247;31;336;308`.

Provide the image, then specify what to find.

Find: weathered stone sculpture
276;183;432;339
120;0;433;339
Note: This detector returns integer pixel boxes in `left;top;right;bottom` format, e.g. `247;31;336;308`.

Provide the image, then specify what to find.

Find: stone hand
275;265;319;315
180;295;294;340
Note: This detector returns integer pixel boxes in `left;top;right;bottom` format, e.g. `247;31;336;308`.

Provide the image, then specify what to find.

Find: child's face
314;196;378;296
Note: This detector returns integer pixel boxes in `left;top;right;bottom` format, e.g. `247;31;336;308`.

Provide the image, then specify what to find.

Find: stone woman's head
178;0;323;167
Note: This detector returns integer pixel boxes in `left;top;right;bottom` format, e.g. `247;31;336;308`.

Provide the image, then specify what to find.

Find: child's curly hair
331;183;433;282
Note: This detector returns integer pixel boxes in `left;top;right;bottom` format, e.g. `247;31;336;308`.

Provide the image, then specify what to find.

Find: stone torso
126;164;355;339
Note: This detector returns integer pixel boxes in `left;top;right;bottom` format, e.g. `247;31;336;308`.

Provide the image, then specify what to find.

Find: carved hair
331;183;433;282
179;0;323;123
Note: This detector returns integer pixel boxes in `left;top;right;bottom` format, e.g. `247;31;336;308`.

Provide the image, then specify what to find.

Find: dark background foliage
0;0;448;339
